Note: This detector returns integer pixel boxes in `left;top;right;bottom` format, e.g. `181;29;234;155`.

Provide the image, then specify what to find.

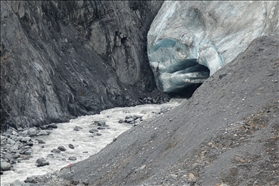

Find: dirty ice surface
1;99;182;185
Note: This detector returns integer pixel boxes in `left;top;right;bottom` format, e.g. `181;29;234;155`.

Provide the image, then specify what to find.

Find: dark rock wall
0;1;164;130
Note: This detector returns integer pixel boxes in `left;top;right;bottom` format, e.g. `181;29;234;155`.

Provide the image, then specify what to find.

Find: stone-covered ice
148;1;279;93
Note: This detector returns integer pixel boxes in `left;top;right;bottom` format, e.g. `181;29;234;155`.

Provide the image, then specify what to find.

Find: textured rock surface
1;162;11;171
147;1;279;93
36;157;49;167
53;36;279;185
1;1;164;130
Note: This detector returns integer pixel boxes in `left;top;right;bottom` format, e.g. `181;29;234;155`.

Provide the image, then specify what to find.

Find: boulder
124;116;135;124
13;153;20;159
6;138;16;145
36;157;49;167
25;175;44;183
27;141;33;146
58;146;66;151
48;124;58;129
21;148;32;155
68;144;75;149
1;162;11;171
19;137;31;143
10;143;19;153
27;128;38;137
68;156;77;161
36;139;45;144
132;115;143;120
3;153;14;162
94;120;106;126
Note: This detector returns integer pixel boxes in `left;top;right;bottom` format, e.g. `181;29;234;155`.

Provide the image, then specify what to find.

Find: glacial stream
1;99;181;185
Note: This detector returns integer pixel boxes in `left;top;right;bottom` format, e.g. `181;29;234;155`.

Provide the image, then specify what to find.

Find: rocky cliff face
147;1;279;93
1;1;164;130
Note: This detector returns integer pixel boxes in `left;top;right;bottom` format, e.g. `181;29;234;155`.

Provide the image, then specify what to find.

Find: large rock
57;36;279;185
1;162;11;171
147;1;279;93
27;128;38;137
36;157;49;167
58;146;66;151
1;1;165;130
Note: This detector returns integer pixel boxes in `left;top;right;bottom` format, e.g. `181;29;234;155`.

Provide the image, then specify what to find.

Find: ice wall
148;1;279;93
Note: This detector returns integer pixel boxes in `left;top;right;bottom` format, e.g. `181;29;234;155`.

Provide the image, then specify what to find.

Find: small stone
1;162;11;171
189;173;195;179
36;139;45;144
36;157;49;167
125;115;132;120
51;148;61;153
68;156;77;161
48;124;58;129
27;141;34;146
89;129;98;133
188;173;196;182
58;146;66;151
27;128;38;137
47;154;54;158
68;144;74;149
74;126;83;131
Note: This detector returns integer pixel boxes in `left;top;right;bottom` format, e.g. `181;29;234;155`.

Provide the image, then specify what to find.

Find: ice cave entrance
148;38;211;98
167;59;210;98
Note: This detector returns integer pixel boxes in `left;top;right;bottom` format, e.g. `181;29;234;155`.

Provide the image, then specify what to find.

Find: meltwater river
1;99;182;185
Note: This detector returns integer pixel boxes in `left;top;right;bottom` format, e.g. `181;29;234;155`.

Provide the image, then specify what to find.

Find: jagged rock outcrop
1;1;165;130
55;36;279;185
147;1;279;93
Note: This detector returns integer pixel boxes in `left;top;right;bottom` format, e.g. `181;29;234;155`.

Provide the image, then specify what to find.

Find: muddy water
1;99;181;185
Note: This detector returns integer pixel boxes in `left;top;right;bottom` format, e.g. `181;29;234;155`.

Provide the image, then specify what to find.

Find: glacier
148;1;279;94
